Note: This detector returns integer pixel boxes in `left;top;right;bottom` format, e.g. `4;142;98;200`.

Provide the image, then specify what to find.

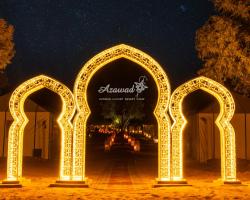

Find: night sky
0;0;214;90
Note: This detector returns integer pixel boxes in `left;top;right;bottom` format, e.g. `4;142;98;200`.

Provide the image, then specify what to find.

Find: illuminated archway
5;75;75;184
73;44;171;182
169;76;238;183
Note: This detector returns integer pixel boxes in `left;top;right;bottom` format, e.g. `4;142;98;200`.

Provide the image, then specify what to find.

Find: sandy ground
1;135;250;199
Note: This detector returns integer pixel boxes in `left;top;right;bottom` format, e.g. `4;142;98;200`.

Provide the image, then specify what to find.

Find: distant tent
0;93;53;159
185;92;250;162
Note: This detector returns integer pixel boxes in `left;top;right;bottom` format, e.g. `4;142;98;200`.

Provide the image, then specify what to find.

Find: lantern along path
106;133;133;189
89;132;151;190
2;132;250;199
105;133;154;190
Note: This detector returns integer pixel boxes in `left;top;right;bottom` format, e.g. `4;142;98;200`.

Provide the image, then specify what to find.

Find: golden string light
169;76;239;184
1;46;241;188
73;44;172;183
4;75;75;185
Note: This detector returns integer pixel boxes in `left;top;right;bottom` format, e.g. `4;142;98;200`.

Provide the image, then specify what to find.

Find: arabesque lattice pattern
169;76;237;182
6;75;75;182
73;44;171;181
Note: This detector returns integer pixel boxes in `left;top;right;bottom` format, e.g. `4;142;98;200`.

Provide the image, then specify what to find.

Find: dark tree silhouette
0;19;15;90
195;0;250;96
100;100;145;132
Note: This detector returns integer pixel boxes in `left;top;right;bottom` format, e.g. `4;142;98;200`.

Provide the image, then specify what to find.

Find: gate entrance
1;45;239;188
4;75;75;184
169;76;238;183
73;44;172;182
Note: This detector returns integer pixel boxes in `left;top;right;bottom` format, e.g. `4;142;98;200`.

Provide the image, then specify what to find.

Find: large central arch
73;44;171;182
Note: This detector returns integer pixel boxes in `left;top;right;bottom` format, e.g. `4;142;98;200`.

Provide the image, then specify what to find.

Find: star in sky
180;4;188;12
0;0;214;89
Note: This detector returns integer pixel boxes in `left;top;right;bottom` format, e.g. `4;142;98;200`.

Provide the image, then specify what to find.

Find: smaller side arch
169;76;238;183
6;75;75;182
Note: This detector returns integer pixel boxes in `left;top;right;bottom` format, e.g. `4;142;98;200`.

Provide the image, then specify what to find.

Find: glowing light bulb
169;76;238;183
6;75;76;183
72;44;171;182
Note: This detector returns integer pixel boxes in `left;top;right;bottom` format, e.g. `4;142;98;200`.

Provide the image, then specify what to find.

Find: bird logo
134;76;148;97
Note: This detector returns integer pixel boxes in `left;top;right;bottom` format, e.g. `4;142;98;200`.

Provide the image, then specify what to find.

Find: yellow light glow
6;75;75;183
73;44;171;182
169;76;238;183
